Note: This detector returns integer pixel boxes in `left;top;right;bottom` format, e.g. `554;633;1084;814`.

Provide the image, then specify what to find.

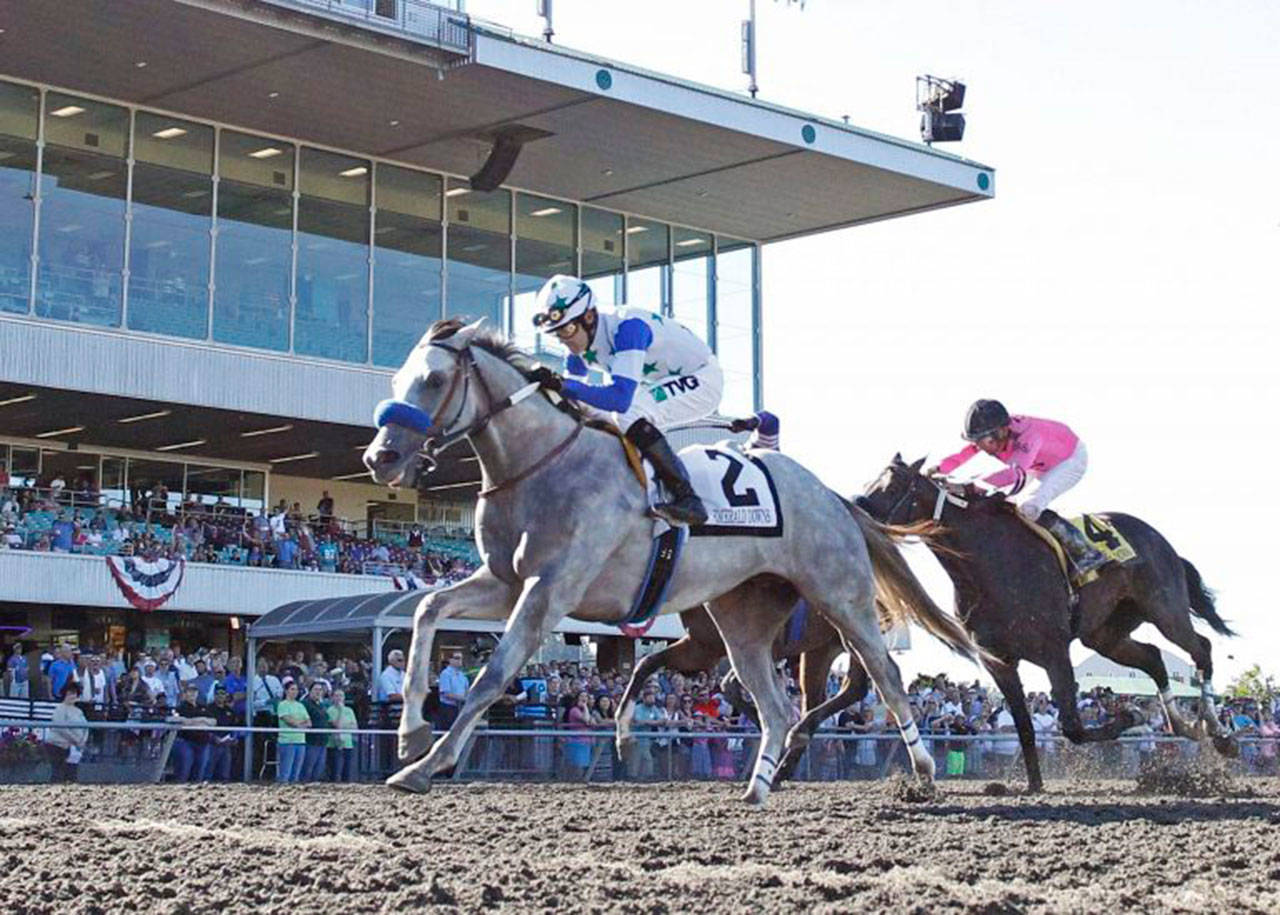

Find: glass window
36;94;128;327
625;217;667;311
513;193;576;353
100;456;126;513
213;130;293;352
715;239;756;416
581;206;624;309
9;446;40;487
125;458;185;518
445;179;509;329
0;81;38;315
243;470;265;516
372;165;442;367
671;228;712;345
295;147;370;362
184;464;242;509
127;113;214;340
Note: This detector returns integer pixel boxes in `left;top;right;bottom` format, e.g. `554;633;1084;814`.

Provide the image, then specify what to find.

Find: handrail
3;719;1277;746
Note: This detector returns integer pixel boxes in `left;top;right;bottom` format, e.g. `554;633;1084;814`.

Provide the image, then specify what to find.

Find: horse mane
425;318;587;420
426;319;539;376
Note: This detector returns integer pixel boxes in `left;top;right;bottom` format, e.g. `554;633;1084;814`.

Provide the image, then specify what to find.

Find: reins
417;340;583;497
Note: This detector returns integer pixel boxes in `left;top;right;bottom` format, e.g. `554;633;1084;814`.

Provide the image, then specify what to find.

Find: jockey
930;399;1105;575
530;274;722;527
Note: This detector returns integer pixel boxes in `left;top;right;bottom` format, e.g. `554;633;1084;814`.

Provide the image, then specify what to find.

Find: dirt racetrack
4;779;1279;914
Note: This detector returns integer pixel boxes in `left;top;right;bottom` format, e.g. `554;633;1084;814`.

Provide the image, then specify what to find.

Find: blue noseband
374;399;434;434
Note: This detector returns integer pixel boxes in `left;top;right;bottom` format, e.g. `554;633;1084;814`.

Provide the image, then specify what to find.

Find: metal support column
243;636;257;781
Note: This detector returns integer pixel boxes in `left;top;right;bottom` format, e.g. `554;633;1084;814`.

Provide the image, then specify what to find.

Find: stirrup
652;496;707;527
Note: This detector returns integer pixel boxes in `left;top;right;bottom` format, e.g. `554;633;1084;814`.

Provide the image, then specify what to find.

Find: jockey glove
528;367;564;393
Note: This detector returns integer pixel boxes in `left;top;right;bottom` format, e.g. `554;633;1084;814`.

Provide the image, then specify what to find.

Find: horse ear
452;318;486;344
909;456;927;473
892;452;904;466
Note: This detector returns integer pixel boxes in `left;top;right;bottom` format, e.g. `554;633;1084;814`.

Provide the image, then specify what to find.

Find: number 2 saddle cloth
623;443;785;630
1019;511;1139;589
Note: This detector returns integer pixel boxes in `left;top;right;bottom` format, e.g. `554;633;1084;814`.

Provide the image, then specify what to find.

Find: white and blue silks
559;306;722;431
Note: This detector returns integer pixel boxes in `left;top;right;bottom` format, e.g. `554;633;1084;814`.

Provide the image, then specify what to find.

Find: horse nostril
374;449;401;466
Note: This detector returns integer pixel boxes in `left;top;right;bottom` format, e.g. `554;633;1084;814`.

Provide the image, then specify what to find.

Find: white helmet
532;274;594;332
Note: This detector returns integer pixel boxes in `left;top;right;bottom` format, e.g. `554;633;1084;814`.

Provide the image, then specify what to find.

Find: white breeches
1019;440;1088;520
581;359;724;433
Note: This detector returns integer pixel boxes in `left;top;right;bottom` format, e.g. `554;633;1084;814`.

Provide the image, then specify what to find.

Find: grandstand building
0;0;993;665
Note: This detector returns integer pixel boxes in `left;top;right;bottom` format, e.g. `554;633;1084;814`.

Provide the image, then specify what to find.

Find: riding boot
625;419;708;526
1037;509;1106;576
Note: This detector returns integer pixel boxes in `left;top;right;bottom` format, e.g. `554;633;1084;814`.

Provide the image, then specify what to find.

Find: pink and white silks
936;415;1088;521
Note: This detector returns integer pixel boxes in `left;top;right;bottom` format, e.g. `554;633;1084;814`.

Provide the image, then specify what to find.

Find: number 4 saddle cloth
1020;511;1139;588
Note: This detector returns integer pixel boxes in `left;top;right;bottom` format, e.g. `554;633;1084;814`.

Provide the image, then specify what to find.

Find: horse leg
775;641;857;784
1141;596;1234;753
616;612;725;760
398;569;518;762
719;668;757;727
704;593;792;807
1083;614;1199;740
388;573;574;793
805;587;934;785
1046;649;1135;745
984;658;1043;792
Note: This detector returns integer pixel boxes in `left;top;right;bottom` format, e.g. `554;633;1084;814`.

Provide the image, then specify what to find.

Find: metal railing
3;718;1276;785
259;0;472;54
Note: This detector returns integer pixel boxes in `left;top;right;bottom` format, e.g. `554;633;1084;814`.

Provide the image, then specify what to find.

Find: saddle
585;419;647;489
1013;509;1137;589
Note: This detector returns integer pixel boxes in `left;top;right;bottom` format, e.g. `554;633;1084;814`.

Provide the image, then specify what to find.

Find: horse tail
1181;557;1234;637
844;499;985;664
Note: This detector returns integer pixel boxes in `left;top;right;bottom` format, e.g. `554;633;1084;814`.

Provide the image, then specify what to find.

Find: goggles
531;305;569;329
531;286;591;330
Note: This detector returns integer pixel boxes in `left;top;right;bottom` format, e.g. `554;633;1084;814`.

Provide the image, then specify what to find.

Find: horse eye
426;375;444;389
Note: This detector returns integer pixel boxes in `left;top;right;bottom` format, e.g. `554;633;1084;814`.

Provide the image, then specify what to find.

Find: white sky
467;1;1280;690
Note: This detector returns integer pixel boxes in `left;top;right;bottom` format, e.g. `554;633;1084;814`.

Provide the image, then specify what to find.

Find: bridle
882;471;969;524
375;339;581;496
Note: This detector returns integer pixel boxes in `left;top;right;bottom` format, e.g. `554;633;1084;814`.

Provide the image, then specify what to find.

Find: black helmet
962;399;1010;441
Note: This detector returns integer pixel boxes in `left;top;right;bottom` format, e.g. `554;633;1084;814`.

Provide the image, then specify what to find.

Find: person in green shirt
327;688;359;782
302;681;330;782
275;681;309;783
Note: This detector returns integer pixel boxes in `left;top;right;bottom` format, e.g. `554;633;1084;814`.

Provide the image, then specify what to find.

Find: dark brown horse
851;455;1236;790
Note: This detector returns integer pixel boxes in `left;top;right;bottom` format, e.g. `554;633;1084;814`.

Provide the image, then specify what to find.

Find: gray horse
364;319;980;805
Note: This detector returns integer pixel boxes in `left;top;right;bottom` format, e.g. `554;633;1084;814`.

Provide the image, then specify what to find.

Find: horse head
859;454;937;525
861;454;1010;527
363;318;489;488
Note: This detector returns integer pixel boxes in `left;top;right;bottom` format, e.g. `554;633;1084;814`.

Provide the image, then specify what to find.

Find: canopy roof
0;0;994;243
249;589;685;641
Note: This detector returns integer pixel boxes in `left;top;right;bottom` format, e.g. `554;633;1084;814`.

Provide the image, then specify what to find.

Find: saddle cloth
621;443;782;635
1021;511;1138;587
665;444;784;538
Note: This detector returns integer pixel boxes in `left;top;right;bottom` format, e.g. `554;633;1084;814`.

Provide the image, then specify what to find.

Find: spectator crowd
4;637;1279;784
1;478;478;582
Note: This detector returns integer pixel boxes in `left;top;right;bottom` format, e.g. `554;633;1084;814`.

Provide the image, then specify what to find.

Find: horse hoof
1212;735;1240;759
742;788;769;808
398;727;434;762
386;768;432;794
